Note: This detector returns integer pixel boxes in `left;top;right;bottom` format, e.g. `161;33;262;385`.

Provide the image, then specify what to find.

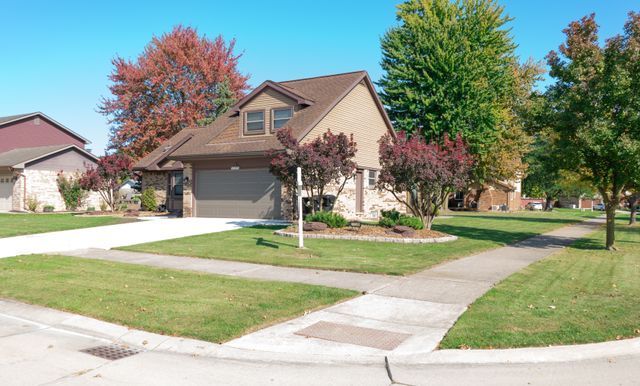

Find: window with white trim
244;111;265;134
367;170;377;188
272;107;293;130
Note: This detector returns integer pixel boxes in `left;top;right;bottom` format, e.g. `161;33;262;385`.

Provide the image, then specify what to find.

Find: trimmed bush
378;208;424;230
43;205;55;213
305;211;348;228
141;188;158;211
398;216;424;230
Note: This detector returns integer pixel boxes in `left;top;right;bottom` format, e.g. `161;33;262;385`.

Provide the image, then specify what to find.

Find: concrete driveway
0;217;280;258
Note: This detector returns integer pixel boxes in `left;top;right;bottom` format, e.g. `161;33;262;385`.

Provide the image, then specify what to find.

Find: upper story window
272;107;293;130
244;111;265;134
367;170;377;188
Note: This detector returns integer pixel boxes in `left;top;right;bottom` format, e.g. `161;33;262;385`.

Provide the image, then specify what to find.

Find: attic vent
34;117;40;125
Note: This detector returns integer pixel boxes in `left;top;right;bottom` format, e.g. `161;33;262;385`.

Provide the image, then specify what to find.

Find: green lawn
440;216;640;349
120;209;601;275
0;213;135;238
0;255;355;343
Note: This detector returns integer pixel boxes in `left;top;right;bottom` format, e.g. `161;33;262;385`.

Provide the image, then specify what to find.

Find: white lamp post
297;166;304;248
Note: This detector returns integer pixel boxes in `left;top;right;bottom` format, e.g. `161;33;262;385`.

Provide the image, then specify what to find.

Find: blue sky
1;0;637;154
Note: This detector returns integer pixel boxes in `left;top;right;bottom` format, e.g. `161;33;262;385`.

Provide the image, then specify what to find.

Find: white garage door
0;174;13;211
195;169;281;219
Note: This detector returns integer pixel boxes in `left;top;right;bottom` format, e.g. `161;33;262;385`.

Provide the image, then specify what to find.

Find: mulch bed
283;224;447;239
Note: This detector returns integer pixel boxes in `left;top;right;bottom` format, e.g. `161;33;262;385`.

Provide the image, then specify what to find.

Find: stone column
12;172;25;211
182;163;193;217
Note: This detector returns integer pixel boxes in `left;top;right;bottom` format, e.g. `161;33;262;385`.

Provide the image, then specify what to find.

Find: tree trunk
605;202;617;250
628;195;638;225
544;195;554;211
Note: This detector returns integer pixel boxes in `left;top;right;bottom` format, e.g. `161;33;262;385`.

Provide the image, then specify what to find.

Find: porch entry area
166;171;183;212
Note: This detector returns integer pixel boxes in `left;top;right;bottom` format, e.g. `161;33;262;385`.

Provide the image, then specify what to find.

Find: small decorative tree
378;132;474;229
56;172;87;211
268;128;357;215
79;154;133;212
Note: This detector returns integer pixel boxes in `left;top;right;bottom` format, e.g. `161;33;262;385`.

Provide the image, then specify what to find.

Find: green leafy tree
379;0;532;186
546;13;640;249
522;129;563;210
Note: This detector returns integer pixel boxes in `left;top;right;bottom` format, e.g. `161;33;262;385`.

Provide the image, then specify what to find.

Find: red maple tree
268;128;357;214
79;154;134;212
100;25;250;158
378;132;474;229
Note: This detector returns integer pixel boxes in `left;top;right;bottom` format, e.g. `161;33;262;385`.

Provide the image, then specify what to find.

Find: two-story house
0;112;99;212
135;71;401;219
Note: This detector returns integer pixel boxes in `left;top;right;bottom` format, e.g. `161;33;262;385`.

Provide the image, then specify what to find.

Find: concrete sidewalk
225;218;605;357
59;248;398;292
0;217;281;258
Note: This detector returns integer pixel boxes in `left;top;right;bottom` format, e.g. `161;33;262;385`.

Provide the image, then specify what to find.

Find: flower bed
275;224;457;244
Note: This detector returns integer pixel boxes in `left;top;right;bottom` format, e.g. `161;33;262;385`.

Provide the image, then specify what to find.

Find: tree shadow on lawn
433;224;538;245
448;215;586;225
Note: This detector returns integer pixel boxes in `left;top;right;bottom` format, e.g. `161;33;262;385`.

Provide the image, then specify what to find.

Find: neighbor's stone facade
12;169;101;212
141;171;168;208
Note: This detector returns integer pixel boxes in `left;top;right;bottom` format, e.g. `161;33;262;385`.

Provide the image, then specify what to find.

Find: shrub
378;208;424;230
87;206;96;212
99;201;108;212
57;172;87;211
43;205;55;212
26;196;39;212
305;211;348;228
140;188;157;211
397;216;424;230
378;217;397;228
381;209;402;222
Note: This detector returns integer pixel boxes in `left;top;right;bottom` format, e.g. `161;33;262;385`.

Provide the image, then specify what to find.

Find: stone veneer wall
19;169;101;212
182;163;193;217
281;175;404;221
11;172;24;211
141;171;168;208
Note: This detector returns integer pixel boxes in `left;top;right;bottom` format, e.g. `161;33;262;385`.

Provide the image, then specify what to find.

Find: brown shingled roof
135;70;393;169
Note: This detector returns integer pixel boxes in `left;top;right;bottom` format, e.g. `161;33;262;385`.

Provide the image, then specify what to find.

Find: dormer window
272;107;293;130
244;111;265;135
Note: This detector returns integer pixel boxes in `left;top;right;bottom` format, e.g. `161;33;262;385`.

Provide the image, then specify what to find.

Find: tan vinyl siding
209;121;240;144
302;81;389;169
241;88;296;134
303;83;388;169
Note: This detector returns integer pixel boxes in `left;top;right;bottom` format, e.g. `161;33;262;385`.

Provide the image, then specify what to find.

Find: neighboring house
135;71;400;219
119;179;141;201
450;181;522;211
0;112;100;212
558;196;602;209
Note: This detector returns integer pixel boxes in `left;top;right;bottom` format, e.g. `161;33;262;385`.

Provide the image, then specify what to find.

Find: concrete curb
1;298;638;366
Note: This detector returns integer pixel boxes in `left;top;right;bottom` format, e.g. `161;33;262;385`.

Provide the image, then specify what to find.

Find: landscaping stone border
274;230;458;244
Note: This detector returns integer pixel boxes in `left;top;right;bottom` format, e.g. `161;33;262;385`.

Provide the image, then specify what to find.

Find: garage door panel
195;169;281;219
0;174;13;211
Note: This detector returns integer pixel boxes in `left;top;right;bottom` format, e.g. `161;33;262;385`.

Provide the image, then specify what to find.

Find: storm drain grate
295;321;411;350
80;344;143;361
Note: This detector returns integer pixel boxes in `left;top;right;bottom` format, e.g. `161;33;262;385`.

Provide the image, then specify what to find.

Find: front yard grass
119;209;601;276
0;255;355;343
440;215;640;349
0;213;135;238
